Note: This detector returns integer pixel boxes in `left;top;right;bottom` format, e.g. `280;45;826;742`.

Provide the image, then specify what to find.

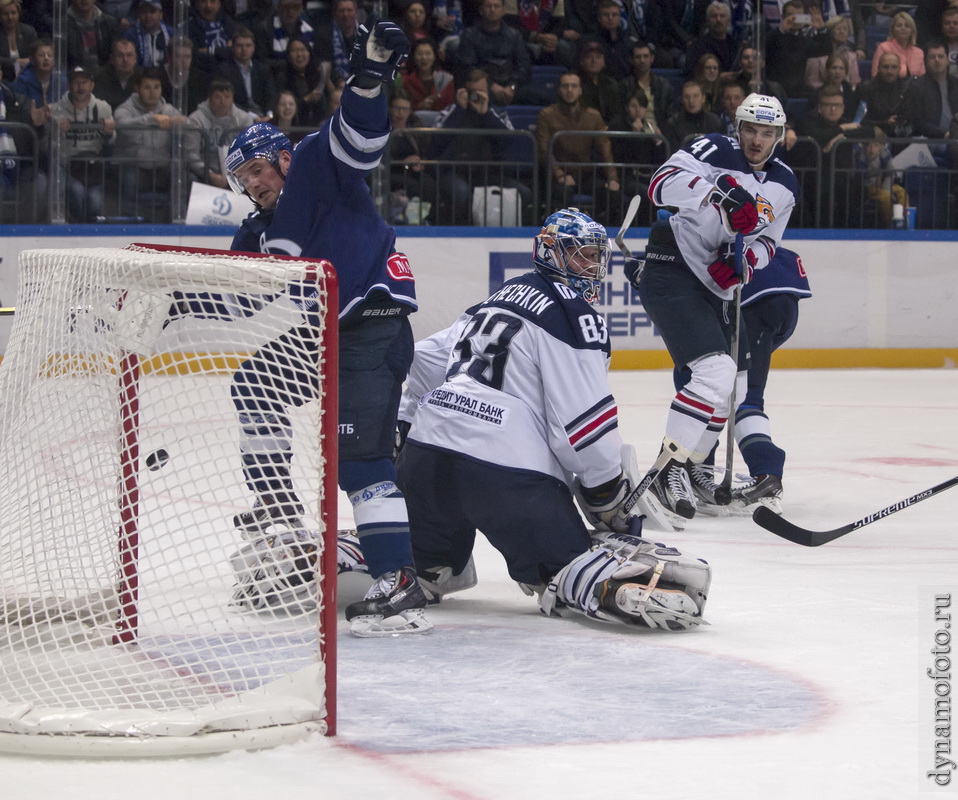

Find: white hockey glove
347;17;410;89
575;474;635;533
111;289;172;356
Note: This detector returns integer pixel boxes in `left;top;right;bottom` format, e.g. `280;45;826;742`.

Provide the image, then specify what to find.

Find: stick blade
751;506;852;547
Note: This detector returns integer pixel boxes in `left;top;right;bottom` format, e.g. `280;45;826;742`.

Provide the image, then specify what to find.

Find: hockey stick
615;195;642;258
0;307;14;316
718;232;745;502
753;475;958;546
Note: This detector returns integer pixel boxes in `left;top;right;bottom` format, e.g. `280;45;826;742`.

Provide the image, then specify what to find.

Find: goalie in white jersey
624;93;799;524
394;209;711;632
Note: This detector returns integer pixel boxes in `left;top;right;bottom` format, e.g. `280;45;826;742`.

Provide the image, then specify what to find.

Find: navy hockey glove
708;175;759;235
623;254;644;288
348;17;410;88
707;243;756;290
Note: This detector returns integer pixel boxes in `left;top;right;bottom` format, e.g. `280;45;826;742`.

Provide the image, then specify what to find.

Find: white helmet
735;93;787;147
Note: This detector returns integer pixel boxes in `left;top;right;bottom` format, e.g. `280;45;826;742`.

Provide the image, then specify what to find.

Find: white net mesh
0;246;337;755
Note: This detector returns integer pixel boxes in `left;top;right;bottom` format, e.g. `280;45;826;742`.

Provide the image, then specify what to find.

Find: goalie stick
752;475;958;546
615;195;642;258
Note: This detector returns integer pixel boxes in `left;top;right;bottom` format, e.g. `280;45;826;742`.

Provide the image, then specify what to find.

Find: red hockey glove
709;174;759;234
707;244;756;290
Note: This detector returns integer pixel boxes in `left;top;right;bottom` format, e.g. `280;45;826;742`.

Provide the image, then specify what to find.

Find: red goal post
0;244;339;755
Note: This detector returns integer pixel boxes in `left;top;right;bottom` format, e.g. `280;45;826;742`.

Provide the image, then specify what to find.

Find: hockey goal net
0;244;339;756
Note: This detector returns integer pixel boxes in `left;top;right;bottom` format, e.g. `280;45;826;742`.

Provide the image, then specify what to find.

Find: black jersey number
447;311;522;390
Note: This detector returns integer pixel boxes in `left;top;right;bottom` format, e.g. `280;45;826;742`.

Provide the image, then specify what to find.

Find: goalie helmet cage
0;244;339;756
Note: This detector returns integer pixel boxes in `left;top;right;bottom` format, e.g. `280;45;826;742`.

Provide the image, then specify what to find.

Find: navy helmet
225;123;292;199
533;208;611;304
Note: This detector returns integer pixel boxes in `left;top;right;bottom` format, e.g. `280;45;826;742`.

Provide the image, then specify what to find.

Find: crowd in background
1;0;957;226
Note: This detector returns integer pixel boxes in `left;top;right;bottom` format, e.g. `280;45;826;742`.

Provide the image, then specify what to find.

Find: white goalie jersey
648;133;800;299
401;271;623;490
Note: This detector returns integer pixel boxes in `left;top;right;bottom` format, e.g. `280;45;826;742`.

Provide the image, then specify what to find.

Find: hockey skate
233;492;305;538
729;474;783;515
594;578;705;631
345;566;432;637
688;463;732;516
646;458;697;522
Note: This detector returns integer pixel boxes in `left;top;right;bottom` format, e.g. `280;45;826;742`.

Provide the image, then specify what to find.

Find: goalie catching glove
347;16;410;89
707;241;757;290
708;174;759;234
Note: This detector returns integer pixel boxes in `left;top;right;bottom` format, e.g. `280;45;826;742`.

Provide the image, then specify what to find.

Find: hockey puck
145;449;169;471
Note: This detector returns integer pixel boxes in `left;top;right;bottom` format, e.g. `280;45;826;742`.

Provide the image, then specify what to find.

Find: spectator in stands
856;50;908;136
160;35;206;116
114;66;187;221
872;12;925;78
716;78;745;135
122;0;174;67
432;0;466;65
11;37;64;110
189;0;237;77
457;0;544;105
901;40;958;137
609;87;667;200
722;46;788;110
692;52;722;110
67;0;119;73
402;1;441;45
683;1;737;77
0;73;48;222
93;37;139;110
809;53;857;121
796;85;875;157
53;65;116;222
939;6;958;77
428;67;531;224
216;27;277;117
274;36;328;127
0;0;37;82
388;88;436;224
853;132;908;227
642;0;699;70
766;0;829;99
661;78;723;151
594;0;635;81
186;77;255;188
820;0;868;59
503;0;574;68
576;38;622;124
20;0;50;38
271;89;306;143
269;0;320;61
400;38;455;114
618;40;673;133
805;14;862;90
325;0;360;85
536;70;620;221
236;0;275;58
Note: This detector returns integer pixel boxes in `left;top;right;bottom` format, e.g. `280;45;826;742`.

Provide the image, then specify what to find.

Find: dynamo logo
212;193;233;216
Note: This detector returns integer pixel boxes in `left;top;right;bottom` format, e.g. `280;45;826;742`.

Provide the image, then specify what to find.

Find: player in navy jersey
221;17;433;637
624;93;799;526
673;246;812;515
393;209;711;632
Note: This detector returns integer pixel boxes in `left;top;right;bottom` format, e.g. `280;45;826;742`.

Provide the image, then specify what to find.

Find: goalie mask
225;123;292;203
533;208;611;304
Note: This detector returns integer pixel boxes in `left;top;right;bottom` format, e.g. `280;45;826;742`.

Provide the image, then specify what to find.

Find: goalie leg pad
229;530;319;614
417;555;478;604
540;532;711;631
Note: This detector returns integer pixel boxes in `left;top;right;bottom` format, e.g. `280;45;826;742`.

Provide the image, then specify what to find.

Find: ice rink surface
2;368;956;800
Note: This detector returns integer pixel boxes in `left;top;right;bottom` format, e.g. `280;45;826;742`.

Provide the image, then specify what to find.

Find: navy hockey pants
395;442;592;586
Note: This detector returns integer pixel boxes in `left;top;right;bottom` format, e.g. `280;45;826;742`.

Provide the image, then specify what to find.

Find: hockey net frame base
0;244;339;756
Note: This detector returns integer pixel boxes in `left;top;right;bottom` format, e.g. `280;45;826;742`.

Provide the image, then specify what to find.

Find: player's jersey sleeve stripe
648;166;681;206
565;395;618;450
329;112;389;170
